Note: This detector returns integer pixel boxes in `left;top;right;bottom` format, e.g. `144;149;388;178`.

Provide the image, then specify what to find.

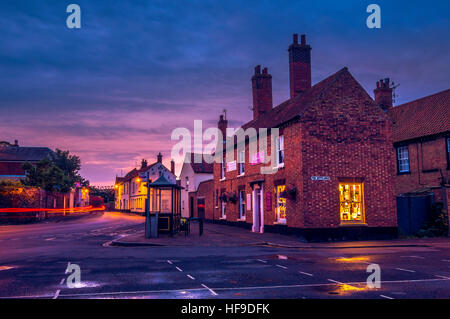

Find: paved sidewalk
111;222;450;249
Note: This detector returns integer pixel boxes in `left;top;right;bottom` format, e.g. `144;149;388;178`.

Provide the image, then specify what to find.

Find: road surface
0;211;449;299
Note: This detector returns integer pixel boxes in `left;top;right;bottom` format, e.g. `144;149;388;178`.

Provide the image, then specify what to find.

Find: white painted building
179;153;213;218
115;153;176;213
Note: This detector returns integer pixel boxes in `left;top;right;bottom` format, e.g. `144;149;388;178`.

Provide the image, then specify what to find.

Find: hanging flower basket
228;192;238;204
219;194;228;203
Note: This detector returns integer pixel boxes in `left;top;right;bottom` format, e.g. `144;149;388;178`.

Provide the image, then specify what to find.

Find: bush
90;196;104;208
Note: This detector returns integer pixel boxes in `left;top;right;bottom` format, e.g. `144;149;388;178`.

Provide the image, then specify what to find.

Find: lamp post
145;180;151;239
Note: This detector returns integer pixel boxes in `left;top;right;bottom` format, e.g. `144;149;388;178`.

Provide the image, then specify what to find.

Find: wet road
0;211;449;299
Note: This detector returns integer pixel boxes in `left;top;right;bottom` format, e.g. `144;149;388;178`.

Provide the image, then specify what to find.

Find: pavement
0;211;449;299
111;221;450;250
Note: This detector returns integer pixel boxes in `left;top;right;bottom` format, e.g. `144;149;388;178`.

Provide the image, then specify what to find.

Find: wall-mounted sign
251;151;265;165
311;176;330;181
265;191;272;211
227;161;236;172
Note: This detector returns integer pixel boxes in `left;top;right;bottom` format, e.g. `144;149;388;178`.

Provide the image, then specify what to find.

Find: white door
252;186;263;233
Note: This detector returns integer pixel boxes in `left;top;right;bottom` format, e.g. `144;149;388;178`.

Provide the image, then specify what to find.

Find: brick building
0;140;54;180
208;34;397;240
387;89;450;219
188;179;214;219
387;89;450;197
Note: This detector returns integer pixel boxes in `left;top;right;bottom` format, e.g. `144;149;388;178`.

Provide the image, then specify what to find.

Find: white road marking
167;260;173;265
201;284;218;296
60;278;65;285
299;271;313;277
175;266;183;272
53;290;60;299
3;277;449;299
380;294;394;299
45;237;55;241
400;256;424;259
256;259;267;263
395;268;416;273
442;260;450;262
327;279;343;284
276;264;287;269
186;275;195;280
434;275;450;280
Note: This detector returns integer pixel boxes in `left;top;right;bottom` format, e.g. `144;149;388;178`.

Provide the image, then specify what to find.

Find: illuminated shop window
339;183;364;223
275;185;286;223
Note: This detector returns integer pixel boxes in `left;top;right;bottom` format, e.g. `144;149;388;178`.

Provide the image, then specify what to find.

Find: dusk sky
1;0;449;185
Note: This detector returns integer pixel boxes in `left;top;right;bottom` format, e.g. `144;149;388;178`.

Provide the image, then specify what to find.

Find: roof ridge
394;88;450;109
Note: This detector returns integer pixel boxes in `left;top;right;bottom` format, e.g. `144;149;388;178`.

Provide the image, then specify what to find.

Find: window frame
396;145;410;174
238;150;245;175
339;182;365;225
275;135;285;167
275;184;287;224
238;189;246;220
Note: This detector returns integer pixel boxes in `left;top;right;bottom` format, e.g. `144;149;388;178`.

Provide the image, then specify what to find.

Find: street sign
311;176;330;181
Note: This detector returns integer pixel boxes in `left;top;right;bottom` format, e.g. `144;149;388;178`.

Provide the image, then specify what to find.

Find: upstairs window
276;135;285;166
396;146;410;173
238;150;245;175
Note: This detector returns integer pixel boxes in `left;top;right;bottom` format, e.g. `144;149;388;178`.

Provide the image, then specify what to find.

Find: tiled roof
116;162;172;184
388;89;450;142
0;146;54;162
185;152;213;174
241;67;359;131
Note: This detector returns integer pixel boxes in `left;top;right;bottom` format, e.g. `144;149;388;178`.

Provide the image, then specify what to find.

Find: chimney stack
288;33;312;98
218;114;228;141
170;159;175;174
14;140;18;146
251;65;273;119
141;159;148;169
374;78;393;111
157;152;163;163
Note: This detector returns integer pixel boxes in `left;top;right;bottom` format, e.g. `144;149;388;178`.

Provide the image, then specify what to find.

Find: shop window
339;183;364;223
275;185;286;223
396;146;410;173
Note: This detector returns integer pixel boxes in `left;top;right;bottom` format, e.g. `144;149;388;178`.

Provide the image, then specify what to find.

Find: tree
22;149;87;193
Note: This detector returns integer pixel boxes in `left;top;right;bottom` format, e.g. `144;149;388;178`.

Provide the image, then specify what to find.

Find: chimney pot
293;33;298;44
157;152;163;163
254;65;261;74
262;67;268;74
301;34;306;45
14;139;18;146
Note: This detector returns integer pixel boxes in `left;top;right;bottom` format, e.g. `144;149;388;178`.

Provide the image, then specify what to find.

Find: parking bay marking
395;268;416;273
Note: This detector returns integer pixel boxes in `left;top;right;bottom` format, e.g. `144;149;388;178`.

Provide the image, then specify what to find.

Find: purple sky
1;0;449;185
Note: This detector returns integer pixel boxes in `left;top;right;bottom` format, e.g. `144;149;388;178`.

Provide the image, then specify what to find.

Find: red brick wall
212;71;396;231
394;137;449;195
